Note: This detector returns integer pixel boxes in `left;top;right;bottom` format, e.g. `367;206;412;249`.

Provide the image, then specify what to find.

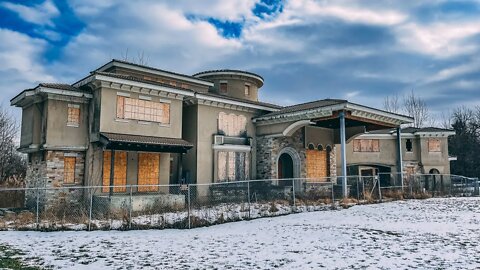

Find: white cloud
396;21;480;58
424;59;480;83
1;0;59;26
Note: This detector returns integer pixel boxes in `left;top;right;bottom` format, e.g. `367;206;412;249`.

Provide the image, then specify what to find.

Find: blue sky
1;0;480;122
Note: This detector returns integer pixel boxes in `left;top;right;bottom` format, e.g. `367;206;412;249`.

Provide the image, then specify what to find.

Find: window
406;139;413;152
67;104;80;127
64;156;76;184
306;149;328;181
219;82;228;93
217;151;249;181
102;151;127;193
218;112;247;136
428;138;441;152
353;139;380;152
138;153;160;192
117;96;170;124
244;84;250;96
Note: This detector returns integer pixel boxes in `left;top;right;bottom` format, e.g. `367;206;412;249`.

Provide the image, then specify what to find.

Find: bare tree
0;105;26;183
403;90;430;128
383;93;400;113
120;48;149;65
439;110;452;129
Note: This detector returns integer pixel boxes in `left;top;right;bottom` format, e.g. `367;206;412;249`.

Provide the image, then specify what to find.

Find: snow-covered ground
1;197;480;269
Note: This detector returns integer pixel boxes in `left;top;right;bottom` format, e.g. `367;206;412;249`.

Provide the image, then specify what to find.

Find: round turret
193;69;264;102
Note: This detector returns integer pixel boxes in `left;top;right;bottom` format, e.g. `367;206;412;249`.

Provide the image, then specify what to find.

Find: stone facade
256;128;337;180
24;150;85;209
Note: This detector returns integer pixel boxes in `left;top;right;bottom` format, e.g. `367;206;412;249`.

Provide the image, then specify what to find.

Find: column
339;111;347;198
396;127;403;189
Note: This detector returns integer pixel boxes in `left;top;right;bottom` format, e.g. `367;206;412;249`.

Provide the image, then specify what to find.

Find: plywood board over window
306;150;328;181
67;104;80;127
428;138;441;152
102;151;127;193
64;157;76;184
138;153;160;192
116;96;170;124
353;139;380;152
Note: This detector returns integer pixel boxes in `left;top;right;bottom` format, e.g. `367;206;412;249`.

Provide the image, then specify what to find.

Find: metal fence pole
129;185;133;229
377;176;382;202
187;185;191;229
292;179;296;209
88;188;93;231
356;177;360;201
331;181;335;208
36;186;40;229
247;181;251;219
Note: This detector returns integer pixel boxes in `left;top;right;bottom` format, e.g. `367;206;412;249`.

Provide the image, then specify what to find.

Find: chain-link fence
0;174;477;231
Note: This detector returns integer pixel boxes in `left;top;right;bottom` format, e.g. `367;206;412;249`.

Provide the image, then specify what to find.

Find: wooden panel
306;150;328;181
138;153;160;192
102;151;127;193
428;138;441;152
353;139;380;152
64;157;76;184
116;96;125;118
218;151;227;181
353;140;361;152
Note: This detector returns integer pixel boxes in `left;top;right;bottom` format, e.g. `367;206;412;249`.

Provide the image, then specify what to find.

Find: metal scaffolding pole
339;111;347;198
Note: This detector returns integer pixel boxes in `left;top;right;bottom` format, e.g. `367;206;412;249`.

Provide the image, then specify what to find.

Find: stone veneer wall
256;128;307;179
256;128;337;180
25;150;85;209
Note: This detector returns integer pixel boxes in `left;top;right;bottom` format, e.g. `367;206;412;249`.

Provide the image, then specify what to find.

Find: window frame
67;104;80;127
219;81;228;94
405;139;413;152
353;139;380;153
63;156;76;184
428;138;441;152
244;84;250;96
116;96;170;125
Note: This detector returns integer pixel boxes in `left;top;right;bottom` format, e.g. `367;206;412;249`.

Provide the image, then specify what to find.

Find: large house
11;60;455;204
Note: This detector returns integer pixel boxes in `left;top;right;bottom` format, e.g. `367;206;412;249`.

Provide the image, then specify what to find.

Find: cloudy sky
1;0;480;120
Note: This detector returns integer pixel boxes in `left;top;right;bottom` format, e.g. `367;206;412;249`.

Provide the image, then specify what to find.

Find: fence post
129;185;133;229
331;181;335;208
88;188;93;231
247;181;251;219
377;176;382;202
36;186;40;230
187;185;191;229
356;177;360;202
292;179;296;209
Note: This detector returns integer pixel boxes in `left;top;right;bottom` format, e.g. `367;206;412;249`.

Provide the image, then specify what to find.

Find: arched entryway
278;153;293;179
276;147;301;186
427;168;440;191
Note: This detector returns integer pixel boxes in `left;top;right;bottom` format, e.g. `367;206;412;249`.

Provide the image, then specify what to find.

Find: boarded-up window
117;96;170;124
244;84;250;96
353;139;380;152
218;112;247;136
217;151;249;182
219;82;228;93
428;138;441;152
102;151;127;193
138;153;160;192
67;104;80;127
64;156;76;184
306;150;328;181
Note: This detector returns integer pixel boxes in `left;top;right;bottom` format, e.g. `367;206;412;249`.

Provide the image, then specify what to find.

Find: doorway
278;153;293;180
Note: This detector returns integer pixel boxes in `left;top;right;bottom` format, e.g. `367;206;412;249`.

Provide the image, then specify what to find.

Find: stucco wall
45;99;89;148
195;104;257;185
99;87;183;138
20;103;43;148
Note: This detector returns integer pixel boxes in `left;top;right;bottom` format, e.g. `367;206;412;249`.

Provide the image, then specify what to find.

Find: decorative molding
212;144;251;152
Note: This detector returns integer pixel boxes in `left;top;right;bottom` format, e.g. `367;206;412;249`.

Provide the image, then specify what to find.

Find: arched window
307;143;315;150
218;112;247;136
317;144;324;151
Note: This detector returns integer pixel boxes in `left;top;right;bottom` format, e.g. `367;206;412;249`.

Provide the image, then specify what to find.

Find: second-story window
244;84;250;96
428;138;441;152
353;139;380;152
67;104;80;127
116;96;170;124
218;112;247;136
406;139;413;152
219;82;228;93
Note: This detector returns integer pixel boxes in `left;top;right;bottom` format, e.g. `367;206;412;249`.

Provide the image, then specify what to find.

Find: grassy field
0;244;42;270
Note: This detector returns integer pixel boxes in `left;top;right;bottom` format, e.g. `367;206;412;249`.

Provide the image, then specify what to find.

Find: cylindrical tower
193;69;264;102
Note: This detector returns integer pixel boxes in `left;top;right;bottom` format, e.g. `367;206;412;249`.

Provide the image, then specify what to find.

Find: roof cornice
193;93;280;112
11;86;92;107
99;60;214;87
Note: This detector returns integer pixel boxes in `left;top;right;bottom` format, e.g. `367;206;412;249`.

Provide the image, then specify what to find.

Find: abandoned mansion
11;60;455;202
